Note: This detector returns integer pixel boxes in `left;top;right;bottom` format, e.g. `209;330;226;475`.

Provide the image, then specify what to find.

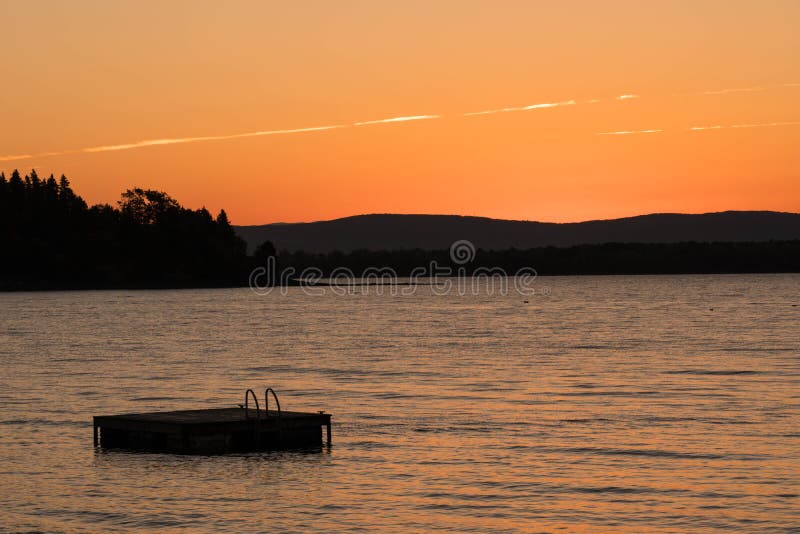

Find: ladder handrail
244;388;261;422
244;388;261;443
264;387;282;420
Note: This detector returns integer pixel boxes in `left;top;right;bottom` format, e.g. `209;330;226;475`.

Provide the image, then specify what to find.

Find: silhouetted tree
2;167;798;290
44;175;59;205
216;209;230;226
0;172;6;215
8;170;24;199
254;240;277;268
0;171;250;289
119;188;180;225
275;241;800;277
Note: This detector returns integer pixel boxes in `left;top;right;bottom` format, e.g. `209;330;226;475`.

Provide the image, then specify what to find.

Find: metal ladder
243;387;282;445
243;388;261;443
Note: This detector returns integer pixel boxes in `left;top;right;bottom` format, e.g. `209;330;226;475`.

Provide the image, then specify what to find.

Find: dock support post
326;421;331;446
93;423;99;447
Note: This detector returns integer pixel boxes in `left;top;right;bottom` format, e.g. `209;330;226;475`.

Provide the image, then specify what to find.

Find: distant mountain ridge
234;211;800;253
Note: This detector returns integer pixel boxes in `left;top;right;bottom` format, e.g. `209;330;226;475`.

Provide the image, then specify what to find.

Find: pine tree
58;174;74;201
44;174;59;204
8;169;24;198
216;209;231;227
0;172;6;223
30;169;41;190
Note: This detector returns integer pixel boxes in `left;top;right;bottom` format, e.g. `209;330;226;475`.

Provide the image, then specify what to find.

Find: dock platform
93;389;331;454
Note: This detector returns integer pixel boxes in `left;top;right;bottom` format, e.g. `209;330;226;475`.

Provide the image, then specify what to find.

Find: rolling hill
235;211;800;253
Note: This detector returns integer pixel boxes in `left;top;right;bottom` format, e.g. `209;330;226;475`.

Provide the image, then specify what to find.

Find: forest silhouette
1;169;798;290
277;241;800;277
0;169;249;289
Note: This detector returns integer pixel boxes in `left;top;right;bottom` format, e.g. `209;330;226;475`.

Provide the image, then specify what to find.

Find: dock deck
94;397;331;454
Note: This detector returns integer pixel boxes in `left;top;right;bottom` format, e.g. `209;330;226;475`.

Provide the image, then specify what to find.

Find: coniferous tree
7;170;24;222
30;169;41;190
216;209;230;227
254;240;277;269
0;170;250;289
0;173;7;234
44;175;59;205
8;169;23;196
58;174;72;200
0;172;6;211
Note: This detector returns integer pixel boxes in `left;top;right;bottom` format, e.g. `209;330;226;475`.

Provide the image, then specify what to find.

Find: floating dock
93;388;331;454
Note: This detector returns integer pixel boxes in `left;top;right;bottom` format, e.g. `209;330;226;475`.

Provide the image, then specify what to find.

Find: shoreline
2;271;798;292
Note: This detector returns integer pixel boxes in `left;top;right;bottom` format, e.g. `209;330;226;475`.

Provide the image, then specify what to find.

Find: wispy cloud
83;125;345;154
730;121;800;128
462;107;519;117
689;125;725;131
0;154;33;162
353;115;440;126
599;121;800;136
463;100;576;117
596;129;663;136
701;86;766;95
675;83;800;97
0;150;71;162
0;124;347;161
3;84;799;163
0;117;439;162
689;121;800;131
521;100;576;110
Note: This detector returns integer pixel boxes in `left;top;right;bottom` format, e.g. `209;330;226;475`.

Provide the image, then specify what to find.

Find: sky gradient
2;1;799;224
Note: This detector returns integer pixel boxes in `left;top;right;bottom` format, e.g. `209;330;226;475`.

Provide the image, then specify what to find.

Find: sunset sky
2;1;799;225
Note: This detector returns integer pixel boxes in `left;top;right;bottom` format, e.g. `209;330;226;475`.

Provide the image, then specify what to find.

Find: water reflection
1;275;799;531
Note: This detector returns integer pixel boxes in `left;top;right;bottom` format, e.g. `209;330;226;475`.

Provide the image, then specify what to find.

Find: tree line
0;169;251;289
275;241;800;277
2;169;798;290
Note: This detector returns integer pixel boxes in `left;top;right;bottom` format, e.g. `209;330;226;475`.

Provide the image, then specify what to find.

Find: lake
1;275;798;532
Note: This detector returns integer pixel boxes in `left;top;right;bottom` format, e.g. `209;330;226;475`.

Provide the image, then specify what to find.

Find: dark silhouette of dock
93;389;331;454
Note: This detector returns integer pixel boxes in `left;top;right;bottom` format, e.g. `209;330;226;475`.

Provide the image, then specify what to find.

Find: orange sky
2;1;799;225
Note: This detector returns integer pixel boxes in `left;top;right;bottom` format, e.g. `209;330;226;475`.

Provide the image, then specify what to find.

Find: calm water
1;275;799;533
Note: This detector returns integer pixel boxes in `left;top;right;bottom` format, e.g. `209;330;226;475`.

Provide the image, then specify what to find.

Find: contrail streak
690;121;800;131
463;99;576;116
84;125;345;153
0;118;441;162
0;150;70;162
2;83;798;163
353;115;439;126
596;129;663;135
0;154;33;162
701;87;766;95
730;121;800;128
672;86;766;96
675;83;800;97
598;121;800;136
0;124;347;161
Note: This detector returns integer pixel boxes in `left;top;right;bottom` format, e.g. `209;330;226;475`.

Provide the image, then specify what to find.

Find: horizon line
236;209;800;228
